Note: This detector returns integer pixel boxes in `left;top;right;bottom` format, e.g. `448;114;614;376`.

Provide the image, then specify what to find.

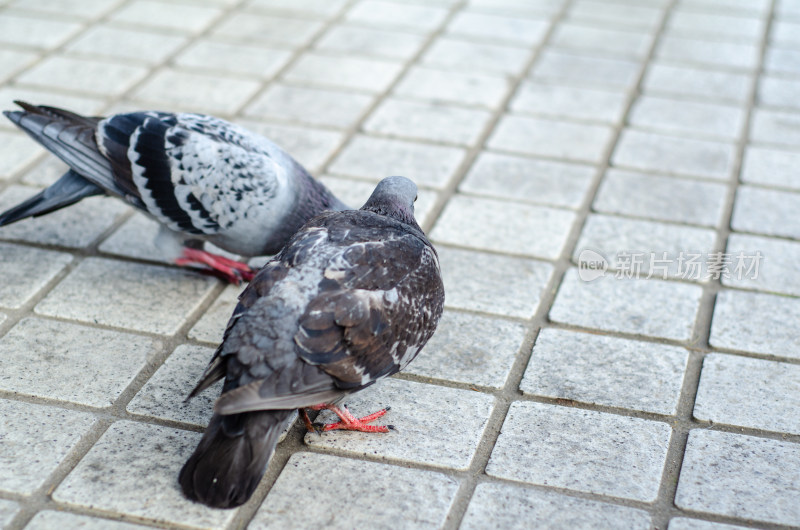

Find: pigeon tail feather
0;169;103;226
179;410;293;509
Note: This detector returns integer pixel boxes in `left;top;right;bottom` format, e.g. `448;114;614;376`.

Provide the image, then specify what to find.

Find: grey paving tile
488;115;614;164
750;108;800;147
246;0;347;17
305;378;495;470
18;157;67;187
460;152;595;209
65;25;188;65
98;213;178;264
0;317;160;407
550;268;703;340
0;242;72;309
758;76;800;111
315;25;426;60
612;129;736;180
0;48;38;83
251;452;458;529
9;0;123;18
676;429;800;525
567;0;664;29
731;185;800;240
522;329;688;415
764;47;800;76
212;11;323;46
422;37;532;75
593;170;727;227
0;499;19;528
668;518;750;530
284;53;404;94
54;421;235;528
710;289;800;359
551;23;653;59
17;56;149;97
130;69;262;115
723;233;800;296
446;11;550;47
394;67;510;109
329;135;466;190
642;63;752;104
432;195;575;259
511;82;628;124
364;98;493;146
656;36;760;71
628;96;746;141
468;0;565;17
694;354;800;435
487;402;671;501
404;310;527;388
741;145;800;191
0;399;96;494
771;20;800;47
345;0;449;33
462;482;652;530
174;40;292;79
531;50;641;89
0;14;82;49
680;0;770;15
25;511;151;530
574;214;717;280
244;84;374;129
188;285;239;344
35;258;217;335
438;246;554;318
0;185;128;248
127;344;221;427
109;0;223;33
666;9;765;41
776;0;800;19
0;130;43;179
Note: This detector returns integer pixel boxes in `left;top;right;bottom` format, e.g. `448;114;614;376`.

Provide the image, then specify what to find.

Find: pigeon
0;101;348;283
179;176;444;508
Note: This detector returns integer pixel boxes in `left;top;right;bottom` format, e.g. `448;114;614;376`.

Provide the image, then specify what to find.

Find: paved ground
0;0;798;528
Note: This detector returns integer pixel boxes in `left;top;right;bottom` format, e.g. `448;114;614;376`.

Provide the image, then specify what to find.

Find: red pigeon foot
304;404;393;433
175;247;256;284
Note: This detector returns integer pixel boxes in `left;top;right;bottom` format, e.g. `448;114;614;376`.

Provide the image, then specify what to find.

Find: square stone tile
732;186;800;240
550;268;703;340
0;185;129;248
522;328;688;415
460;152;595;209
0;48;39;83
345;0;449;32
0;399;96;494
127;344;221;427
438;246;554;319
612;129;736;181
758;76;800;111
16;56;149;97
593;170;727;227
305;378;494;470
488;115;614;164
656;36;760;71
0;130;44;179
0;500;19;528
244;84;374;129
174;40;292;79
467;0;565;17
531;50;641;90
404;310;527;388
212;11;323;46
394;67;510;109
315;25;426;60
0;242;72;309
567;0;664;29
98;213;179;264
710;289;800;359
694;354;800;435
487;401;671;501
26;511;152;530
35;258;217;335
511;82;628;124
446;11;550;46
421;37;532;75
765;47;800;76
110;0;223;33
750;108;800;147
668;518;750;530
246;0;347;17
364;99;493;146
251;452;459;529
0;317;161;407
188;284;239;343
551;23;653;59
676;429;800;525
666;9;765;41
329;135;466;190
18;157;68;187
0;14;82;49
65;25;188;65
53;421;235;528
771;20;800;47
723;233;800;296
642;62;752;104
283;53;404;94
432;195;576;259
462;482;652;530
130;69;262;115
628;96;746;141
682;0;770;15
9;0;123;18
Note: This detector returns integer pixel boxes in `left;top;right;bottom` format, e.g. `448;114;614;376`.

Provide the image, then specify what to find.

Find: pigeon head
361;176;419;226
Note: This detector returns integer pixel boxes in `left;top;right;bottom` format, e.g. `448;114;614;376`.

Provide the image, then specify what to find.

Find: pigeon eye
413;195;418;203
